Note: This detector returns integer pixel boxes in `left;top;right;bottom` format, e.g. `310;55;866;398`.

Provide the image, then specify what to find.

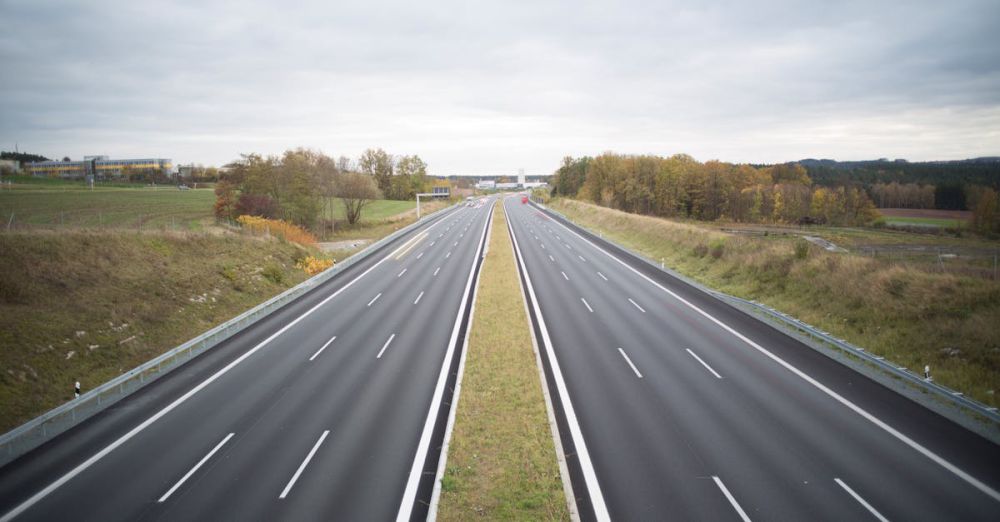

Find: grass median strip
436;201;569;521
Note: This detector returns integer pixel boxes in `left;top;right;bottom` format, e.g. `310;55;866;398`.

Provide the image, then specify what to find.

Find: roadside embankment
549;198;1000;409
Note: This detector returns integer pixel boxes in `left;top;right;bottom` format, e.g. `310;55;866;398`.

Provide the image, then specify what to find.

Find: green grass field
0;181;432;232
883;216;966;228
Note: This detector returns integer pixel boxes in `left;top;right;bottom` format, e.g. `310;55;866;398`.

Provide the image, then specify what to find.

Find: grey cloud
1;0;997;173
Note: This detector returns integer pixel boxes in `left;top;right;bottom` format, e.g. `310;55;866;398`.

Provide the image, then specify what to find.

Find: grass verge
436;202;569;521
549;198;1000;409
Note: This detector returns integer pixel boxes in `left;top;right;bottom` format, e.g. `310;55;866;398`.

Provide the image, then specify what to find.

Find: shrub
794;239;810;260
693;244;708;257
709;239;725;260
296;256;333;275
237;215;317;246
261;263;285;285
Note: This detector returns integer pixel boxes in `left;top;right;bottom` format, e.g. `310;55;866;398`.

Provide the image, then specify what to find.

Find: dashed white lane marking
548;255;555;262
416;252;424;260
713;476;751;522
561;271;569;281
446;251;452;259
377;333;396;359
581;298;594;313
159;432;235;502
279;430;330;499
578;255;586;262
434;266;441;276
414;291;425;305
617;348;643;379
628;298;646;313
309;336;337;361
398;268;407;278
598;272;608;281
835;478;889;522
367;293;382;307
686;348;723;379
541;243;547;249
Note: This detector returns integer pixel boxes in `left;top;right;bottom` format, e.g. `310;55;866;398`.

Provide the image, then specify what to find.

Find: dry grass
0;229;313;432
436;202;569;521
551;198;1000;408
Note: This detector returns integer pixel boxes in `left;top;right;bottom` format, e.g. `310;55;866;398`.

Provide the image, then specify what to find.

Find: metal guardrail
0;203;459;467
530;200;1000;425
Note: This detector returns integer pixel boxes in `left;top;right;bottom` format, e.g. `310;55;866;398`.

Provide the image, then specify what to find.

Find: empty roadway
504;196;1000;521
0;197;494;521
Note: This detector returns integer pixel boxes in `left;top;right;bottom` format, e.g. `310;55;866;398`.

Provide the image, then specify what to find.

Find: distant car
521;195;528;204
177;184;190;190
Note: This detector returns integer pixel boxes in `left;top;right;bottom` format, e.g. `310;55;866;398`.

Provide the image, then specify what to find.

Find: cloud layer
2;0;998;174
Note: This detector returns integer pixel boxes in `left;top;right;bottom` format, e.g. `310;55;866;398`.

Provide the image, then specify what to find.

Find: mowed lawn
0;183;423;230
879;208;971;228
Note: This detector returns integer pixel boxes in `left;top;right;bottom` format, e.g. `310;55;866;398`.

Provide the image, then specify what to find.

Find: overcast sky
1;0;998;175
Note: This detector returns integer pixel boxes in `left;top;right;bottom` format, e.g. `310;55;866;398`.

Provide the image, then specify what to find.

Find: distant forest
552;154;1000;233
1;151;51;164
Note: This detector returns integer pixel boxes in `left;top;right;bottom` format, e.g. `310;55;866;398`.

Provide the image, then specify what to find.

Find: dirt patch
317;239;371;252
879;208;972;221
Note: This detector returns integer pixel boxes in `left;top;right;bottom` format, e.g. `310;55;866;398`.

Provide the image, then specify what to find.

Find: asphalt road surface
0;197;494;521
504;196;1000;521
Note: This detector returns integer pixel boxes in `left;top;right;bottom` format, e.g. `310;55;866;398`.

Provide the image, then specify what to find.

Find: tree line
553;153;878;226
215;148;397;232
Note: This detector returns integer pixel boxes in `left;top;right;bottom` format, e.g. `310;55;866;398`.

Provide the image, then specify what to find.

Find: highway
503;196;1000;521
0;197;494;521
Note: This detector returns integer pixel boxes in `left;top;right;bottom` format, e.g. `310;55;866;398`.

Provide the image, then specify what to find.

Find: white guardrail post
0;202;460;467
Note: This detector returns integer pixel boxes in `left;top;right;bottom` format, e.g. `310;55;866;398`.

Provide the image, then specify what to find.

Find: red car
521;195;528;204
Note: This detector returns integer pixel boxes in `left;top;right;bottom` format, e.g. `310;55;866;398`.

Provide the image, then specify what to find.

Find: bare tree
338;171;381;224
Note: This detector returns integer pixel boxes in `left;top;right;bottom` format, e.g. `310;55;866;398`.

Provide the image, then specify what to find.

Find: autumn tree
359;148;394;196
338;171;381;224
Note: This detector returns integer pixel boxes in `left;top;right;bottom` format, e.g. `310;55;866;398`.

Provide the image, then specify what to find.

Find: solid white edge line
581;298;594;313
505;199;610;520
0;207;460;522
367;292;382;307
835;478;889;522
376;333;396;359
396;198;493;521
506;206;581;521
395;231;428;259
279;430;330;499
158;432;234;502
686;348;723;379
561;271;569;281
617;348;643;379
414;291;425;305
712;475;751;522
427;200;494;520
309;335;337;362
541;203;1000;504
628;298;646;313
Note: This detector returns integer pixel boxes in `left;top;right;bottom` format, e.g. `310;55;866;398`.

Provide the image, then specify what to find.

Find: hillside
0;230;316;432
